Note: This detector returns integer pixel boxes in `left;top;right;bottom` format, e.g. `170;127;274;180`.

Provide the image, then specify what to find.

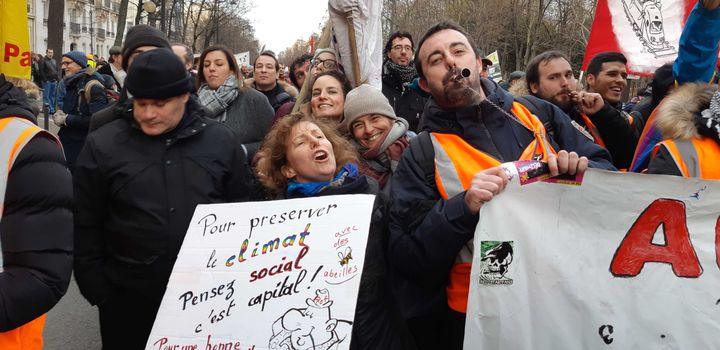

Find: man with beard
387;21;614;350
382;31;428;132
525;50;643;169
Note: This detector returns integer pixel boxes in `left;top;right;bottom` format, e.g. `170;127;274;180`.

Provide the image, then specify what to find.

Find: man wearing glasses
382;31;428;132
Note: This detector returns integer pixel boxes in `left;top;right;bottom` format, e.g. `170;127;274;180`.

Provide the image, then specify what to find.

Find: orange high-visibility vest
0;117;59;350
653;137;720;180
579;112;606;148
432;102;556;313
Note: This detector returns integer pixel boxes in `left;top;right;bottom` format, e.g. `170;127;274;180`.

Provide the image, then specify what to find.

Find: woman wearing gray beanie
344;84;416;191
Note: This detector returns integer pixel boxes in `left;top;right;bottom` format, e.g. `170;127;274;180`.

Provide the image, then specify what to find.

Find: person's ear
530;82;539;94
281;165;296;179
419;77;429;93
586;74;595;88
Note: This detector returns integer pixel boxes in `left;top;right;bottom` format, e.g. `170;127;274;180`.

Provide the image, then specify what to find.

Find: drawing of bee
338;247;353;266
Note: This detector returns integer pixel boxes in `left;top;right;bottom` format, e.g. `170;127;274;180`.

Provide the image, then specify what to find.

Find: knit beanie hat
121;24;171;70
313;48;336;61
125;48;191;99
62;51;88;69
343;84;397;130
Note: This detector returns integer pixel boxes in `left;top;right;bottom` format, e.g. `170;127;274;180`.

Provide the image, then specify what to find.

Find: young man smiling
582;52;645;169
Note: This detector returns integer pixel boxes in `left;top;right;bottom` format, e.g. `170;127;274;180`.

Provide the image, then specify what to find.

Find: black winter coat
382;70;427;133
285;175;416;350
73;97;253;306
0;83;73;331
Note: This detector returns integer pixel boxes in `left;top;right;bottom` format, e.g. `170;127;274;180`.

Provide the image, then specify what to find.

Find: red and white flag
582;0;696;76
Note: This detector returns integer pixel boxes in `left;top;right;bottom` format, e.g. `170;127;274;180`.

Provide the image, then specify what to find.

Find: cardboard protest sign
465;169;720;349
485;51;502;83
146;194;375;350
582;0;695;76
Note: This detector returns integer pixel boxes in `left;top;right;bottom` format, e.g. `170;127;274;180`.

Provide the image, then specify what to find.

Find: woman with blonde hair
196;44;274;160
255;112;416;349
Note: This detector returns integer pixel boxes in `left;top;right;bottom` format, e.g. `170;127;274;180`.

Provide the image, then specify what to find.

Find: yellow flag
0;0;32;79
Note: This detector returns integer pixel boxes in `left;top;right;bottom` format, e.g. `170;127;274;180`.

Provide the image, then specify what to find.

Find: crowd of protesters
2;0;720;348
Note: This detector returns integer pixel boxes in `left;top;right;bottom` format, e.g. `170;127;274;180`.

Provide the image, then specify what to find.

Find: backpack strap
409;131;436;186
515;95;555;140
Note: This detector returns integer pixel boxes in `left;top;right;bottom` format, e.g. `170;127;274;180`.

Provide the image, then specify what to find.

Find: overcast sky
248;0;328;54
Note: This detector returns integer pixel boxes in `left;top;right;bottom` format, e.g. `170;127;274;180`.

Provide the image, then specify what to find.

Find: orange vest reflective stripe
655;137;720;179
579;112;606;148
0;117;58;350
432;101;556;313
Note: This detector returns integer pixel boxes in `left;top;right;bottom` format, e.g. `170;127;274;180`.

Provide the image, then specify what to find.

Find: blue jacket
674;1;720;84
388;78;615;320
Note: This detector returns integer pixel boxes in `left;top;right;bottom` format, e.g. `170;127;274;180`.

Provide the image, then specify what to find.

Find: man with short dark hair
40;49;60;114
289;53;312;89
73;48;252;349
171;43;195;75
97;46;125;89
390;21;614;349
247;51;297;112
382;31;427;131
582;51;643;168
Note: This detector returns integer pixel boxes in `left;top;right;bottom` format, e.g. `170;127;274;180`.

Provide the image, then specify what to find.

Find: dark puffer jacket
382;65;428;133
73;96;253;306
285;175;416;350
0;81;73;331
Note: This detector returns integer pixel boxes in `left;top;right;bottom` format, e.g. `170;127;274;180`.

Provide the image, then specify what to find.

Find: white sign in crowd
146;195;375;350
465;169;720;349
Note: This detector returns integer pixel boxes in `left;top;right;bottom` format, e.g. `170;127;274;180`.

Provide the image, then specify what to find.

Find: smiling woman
308;70;353;122
343;84;415;191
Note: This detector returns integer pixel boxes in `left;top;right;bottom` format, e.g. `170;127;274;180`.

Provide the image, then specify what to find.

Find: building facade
28;0;139;59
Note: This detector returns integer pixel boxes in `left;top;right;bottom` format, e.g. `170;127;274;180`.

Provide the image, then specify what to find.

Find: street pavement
44;276;102;349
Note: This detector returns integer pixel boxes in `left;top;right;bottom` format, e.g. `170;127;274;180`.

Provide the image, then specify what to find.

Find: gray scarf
198;75;239;122
353;117;410;173
699;91;720;141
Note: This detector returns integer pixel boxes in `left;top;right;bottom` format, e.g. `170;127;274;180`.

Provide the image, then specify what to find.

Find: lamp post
143;1;157;27
90;8;95;55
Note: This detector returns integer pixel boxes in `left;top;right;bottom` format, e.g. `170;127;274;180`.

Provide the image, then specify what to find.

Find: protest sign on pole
464;169;720;348
0;0;32;79
581;0;696;76
329;0;383;88
486;51;502;82
145;194;375;350
234;51;250;67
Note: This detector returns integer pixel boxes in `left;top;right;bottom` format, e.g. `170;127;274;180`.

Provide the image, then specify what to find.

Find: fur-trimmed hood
243;78;298;97
655;83;716;140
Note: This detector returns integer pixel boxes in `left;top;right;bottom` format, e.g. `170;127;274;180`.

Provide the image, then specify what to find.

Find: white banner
465;169;720;349
146;195;375;350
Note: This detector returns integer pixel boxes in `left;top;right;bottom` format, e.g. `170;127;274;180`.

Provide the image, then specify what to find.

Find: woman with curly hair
255;113;416;350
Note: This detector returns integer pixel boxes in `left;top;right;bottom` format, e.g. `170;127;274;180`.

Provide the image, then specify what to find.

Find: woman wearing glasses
310;48;340;78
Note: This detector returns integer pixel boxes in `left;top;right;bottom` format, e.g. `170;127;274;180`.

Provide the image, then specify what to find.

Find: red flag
309;36;315;54
582;0;696;76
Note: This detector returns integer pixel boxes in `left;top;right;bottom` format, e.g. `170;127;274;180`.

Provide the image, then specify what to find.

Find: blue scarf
286;163;359;197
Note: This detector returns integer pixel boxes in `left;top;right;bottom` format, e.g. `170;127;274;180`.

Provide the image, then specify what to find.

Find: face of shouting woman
281;121;337;183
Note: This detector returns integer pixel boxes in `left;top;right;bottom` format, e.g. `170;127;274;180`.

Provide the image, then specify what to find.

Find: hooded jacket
73;96;252;306
388;78;614;321
648;83;719;176
0;80;73;331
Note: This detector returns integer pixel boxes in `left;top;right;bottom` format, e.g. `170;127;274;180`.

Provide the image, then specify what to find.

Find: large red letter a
610;199;702;278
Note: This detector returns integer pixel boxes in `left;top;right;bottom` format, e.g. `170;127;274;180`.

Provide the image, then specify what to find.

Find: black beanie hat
125;48;192;99
121;24;171;70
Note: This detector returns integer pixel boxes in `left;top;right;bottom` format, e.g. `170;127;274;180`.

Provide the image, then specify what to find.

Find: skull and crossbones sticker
479;241;514;285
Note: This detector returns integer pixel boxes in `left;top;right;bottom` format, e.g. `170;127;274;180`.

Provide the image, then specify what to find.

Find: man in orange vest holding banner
0;74;73;349
387;21;615;349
